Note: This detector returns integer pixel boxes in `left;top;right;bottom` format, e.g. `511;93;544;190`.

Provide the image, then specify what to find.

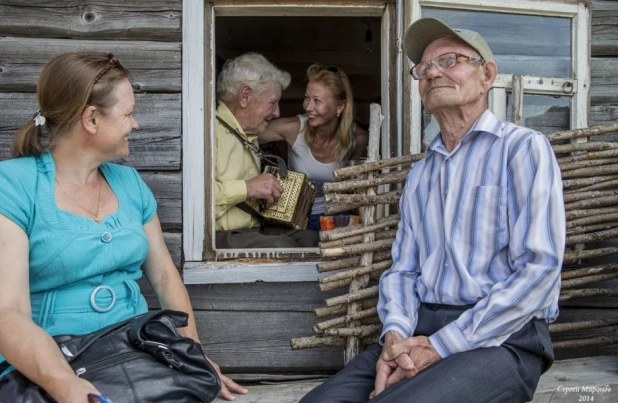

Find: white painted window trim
181;1;400;281
409;0;590;153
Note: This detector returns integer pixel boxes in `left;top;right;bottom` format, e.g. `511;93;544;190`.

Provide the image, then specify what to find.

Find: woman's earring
337;113;341;118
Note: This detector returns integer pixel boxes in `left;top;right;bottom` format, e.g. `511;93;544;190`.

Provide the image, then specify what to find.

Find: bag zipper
74;351;145;377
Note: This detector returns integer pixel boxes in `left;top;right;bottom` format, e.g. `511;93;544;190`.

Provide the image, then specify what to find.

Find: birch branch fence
290;110;618;359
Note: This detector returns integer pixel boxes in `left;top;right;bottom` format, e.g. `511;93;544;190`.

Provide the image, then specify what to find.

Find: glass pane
506;94;570;135
421;8;572;78
421;95;570;147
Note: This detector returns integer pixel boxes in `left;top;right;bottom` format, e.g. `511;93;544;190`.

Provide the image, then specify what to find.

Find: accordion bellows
249;166;317;230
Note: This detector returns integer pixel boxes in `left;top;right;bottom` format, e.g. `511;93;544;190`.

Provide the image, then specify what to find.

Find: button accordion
248;166;317;230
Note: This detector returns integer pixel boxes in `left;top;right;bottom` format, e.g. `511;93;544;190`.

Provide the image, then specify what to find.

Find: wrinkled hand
382;336;441;388
371;330;404;399
207;357;247;401
246;173;284;206
371;334;441;399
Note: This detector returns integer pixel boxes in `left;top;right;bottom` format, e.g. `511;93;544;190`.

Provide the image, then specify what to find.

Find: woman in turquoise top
0;52;246;402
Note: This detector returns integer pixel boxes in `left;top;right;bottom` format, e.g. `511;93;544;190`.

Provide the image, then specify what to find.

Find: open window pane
421;7;572;78
506;94;571;135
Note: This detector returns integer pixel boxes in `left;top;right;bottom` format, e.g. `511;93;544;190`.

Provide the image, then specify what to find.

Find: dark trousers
300;303;554;403
215;225;319;248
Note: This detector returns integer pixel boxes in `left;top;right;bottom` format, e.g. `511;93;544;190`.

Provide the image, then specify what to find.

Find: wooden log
324;202;364;215
567;211;618;227
546;123;618;142
325;324;381;338
563;190;618;204
552;335;618;350
319;269;384;292
563;247;618;264
549;318;618;333
557;148;618;164
565;227;618;246
316;250;392;272
319;229;397;249
572;178;618;192
314;299;378;318
561;164;618;179
319;214;400;242
325;286;379;307
315;307;379;331
560;288;618;301
564;196;618;211
559;158;618;172
562;175;618;190
565;207;615;221
345;103;382;364
290;336;345;350
320;238;393;258
561;271;618;289
552;141;618;154
323;168;409;193
333;153;425;179
566;222;618;236
562;263;618;280
320;260;393;284
0;1;182;42
511;75;524;126
325;190;403;205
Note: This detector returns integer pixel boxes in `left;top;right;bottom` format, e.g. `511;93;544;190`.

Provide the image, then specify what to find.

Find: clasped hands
370;330;442;399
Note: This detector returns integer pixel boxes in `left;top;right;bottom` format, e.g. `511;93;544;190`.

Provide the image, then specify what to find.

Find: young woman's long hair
12;51;129;157
304;64;355;162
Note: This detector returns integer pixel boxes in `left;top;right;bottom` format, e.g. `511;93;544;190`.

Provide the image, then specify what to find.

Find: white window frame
407;0;590;153
181;0;400;282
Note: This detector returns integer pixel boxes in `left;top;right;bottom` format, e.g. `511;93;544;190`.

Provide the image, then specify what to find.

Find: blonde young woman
0;51;245;402
259;64;369;230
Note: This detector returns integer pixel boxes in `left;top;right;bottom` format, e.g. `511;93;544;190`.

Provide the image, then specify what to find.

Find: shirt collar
216;101;255;141
427;109;502;156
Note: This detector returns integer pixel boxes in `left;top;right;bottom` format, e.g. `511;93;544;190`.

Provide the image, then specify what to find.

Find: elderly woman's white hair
217;53;291;102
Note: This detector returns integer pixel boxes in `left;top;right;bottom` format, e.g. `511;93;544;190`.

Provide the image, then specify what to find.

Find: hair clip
32;110;46;127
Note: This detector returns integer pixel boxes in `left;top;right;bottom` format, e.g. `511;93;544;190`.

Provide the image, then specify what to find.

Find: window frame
407;0;590;154
182;0;398;276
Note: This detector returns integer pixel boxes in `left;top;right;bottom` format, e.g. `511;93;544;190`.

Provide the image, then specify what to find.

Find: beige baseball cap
403;18;494;65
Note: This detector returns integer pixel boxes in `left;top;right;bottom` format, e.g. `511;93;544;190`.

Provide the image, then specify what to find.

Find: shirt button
441;296;447;303
101;232;112;243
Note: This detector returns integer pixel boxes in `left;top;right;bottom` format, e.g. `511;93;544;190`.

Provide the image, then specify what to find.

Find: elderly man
301;18;564;403
214;53;319;248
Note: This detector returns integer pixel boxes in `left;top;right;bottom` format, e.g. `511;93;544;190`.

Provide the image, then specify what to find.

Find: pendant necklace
55;172;102;223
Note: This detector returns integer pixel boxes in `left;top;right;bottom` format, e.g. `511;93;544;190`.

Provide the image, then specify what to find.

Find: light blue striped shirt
378;110;565;358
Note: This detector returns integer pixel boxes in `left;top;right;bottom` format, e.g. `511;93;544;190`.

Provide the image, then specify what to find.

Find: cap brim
403;18;464;64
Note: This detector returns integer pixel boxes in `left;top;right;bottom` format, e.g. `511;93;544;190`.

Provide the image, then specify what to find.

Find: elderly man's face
418;36;488;113
244;83;282;135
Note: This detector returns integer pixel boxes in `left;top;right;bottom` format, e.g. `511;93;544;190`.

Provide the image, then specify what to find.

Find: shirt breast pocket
453;185;507;251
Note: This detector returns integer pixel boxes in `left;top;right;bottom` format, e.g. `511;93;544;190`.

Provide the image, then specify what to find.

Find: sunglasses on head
93;53;124;85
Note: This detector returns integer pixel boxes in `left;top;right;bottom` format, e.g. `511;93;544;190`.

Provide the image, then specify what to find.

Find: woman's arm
350;126;369;160
0;214;100;402
258;116;301;147
141;214;247;401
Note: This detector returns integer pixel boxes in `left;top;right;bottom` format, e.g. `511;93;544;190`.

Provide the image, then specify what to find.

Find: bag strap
128;310;189;352
216;115;288;178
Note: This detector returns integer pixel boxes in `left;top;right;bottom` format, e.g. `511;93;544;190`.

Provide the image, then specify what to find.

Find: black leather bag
0;310;221;402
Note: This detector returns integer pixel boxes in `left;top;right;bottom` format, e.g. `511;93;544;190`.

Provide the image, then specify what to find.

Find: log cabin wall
0;0;616;374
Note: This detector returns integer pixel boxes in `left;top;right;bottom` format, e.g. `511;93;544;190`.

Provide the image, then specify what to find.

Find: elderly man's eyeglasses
410;52;484;80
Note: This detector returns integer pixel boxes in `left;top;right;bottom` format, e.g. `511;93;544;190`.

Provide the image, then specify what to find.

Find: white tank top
288;115;343;215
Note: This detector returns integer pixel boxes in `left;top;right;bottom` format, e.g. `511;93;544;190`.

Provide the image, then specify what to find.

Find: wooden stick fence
290;117;618;358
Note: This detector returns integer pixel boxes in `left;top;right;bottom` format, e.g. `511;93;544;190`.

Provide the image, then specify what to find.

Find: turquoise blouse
0;152;156;370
